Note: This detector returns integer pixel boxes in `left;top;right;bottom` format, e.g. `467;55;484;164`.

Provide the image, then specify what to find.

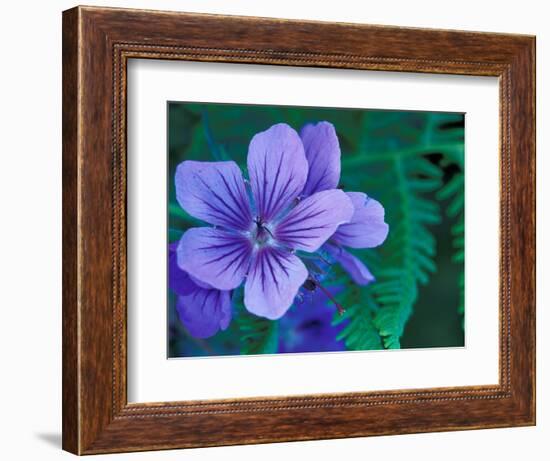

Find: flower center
252;218;274;247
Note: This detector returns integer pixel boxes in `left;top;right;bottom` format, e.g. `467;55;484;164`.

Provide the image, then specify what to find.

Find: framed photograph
62;6;535;455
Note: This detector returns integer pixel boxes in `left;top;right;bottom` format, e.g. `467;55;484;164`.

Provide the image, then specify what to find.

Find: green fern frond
238;311;279;355
437;170;465;327
453;221;465;327
340;146;443;349
332;280;382;350
435;112;464;328
362;155;442;348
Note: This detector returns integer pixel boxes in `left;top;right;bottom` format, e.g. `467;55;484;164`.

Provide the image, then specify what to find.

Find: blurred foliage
239;314;279;355
168;102;465;357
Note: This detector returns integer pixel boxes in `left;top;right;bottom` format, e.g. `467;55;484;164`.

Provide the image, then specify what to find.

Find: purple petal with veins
325;244;375;286
332;192;389;249
300;121;341;196
275;189;354;252
247;123;308;223
175;160;252;231
169;244;232;338
244;247;308;320
169;242;191;296
177;227;252;290
169;243;213;291
175;281;232;339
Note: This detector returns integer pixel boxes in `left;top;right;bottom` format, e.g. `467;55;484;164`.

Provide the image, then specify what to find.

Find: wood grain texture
62;5;536;455
62;7;80;454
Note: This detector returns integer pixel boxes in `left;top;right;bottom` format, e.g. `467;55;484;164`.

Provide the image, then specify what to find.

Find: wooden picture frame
62;5;536;455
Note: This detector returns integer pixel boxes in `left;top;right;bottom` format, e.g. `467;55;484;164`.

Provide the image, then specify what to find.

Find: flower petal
244;248;308;320
176;282;232;339
325;244;375;286
169;242;213;292
175;160;252;231
332;192;389;248
168;243;190;296
300;122;341;196
177;227;252;290
275;189;354;252
247;123;308;222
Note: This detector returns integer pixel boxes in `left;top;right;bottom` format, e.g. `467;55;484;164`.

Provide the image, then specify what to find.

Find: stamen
263;225;275;239
315;252;333;269
308;276;345;315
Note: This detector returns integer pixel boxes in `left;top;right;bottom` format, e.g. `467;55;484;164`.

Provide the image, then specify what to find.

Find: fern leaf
333;285;382;350
238;311;279;355
437;170;465;327
368;156;441;348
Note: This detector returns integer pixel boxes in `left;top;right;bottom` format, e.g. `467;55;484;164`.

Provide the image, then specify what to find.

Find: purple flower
298;122;389;285
169;243;232;338
174;123;355;320
279;285;348;353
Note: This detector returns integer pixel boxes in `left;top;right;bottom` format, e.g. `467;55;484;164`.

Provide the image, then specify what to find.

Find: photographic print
167;102;465;358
